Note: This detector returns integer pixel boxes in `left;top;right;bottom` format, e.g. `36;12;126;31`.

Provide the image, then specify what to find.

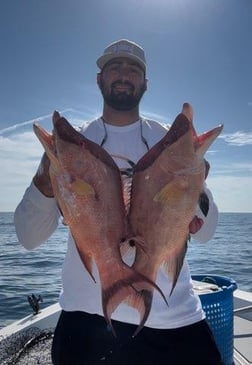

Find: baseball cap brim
97;53;146;71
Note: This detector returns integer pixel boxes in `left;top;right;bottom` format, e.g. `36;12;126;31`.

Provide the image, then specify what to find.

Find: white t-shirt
14;117;219;329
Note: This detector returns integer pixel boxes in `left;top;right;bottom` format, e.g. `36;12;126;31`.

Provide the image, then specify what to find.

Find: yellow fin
70;179;95;196
154;183;181;203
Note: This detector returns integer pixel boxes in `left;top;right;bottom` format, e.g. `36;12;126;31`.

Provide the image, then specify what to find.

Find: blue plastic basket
192;275;237;365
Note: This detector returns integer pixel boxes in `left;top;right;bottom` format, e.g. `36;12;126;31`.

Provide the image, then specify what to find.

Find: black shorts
51;310;224;365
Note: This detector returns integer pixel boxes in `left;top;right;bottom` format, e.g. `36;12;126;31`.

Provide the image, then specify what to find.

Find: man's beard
100;79;146;111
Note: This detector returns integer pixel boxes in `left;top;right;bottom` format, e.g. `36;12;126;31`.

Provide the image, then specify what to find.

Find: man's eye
130;67;139;73
109;65;119;71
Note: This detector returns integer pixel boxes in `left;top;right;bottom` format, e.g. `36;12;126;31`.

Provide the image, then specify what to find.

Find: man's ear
144;78;148;91
97;73;102;89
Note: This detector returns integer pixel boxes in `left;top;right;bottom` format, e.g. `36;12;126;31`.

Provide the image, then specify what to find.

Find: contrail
0;109;72;135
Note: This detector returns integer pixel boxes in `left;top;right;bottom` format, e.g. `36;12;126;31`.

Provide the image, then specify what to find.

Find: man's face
97;58;147;111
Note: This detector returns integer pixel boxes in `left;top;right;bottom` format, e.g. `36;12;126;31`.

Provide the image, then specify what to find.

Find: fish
127;103;223;330
33;111;165;336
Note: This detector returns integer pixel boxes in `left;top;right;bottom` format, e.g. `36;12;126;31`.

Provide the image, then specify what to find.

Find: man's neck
102;105;140;126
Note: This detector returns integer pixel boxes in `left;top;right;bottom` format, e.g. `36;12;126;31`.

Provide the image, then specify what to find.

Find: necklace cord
100;117;149;151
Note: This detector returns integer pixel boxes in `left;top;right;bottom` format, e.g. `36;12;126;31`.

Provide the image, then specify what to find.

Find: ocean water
0;212;251;329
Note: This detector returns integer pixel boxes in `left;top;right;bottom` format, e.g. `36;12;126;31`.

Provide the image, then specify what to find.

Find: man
14;39;223;364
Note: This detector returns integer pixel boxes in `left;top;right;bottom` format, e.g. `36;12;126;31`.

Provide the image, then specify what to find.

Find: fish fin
81;254;96;283
164;241;188;296
130;289;153;337
70;179;95;196
102;266;167;337
75;245;96;283
154;180;187;204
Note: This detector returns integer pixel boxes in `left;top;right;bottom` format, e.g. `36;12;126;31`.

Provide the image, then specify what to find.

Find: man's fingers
189;216;204;234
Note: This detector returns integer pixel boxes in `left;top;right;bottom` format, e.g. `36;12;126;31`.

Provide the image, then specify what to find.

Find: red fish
33;112;165;335
127;104;223;331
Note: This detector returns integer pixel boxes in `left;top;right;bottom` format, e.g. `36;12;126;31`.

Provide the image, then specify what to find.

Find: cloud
0;131;42;178
232;162;252;172
0;113;53;136
210;163;252;179
0;108;97;137
142;110;172;125
207;175;252;213
219;131;252;146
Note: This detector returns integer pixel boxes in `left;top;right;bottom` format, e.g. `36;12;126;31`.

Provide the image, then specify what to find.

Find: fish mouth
33;123;53;149
195;124;223;151
33;123;58;166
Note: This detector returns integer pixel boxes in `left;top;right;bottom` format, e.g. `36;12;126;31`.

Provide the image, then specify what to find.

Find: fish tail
102;267;167;337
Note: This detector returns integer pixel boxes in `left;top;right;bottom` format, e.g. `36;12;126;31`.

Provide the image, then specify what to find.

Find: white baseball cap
96;39;146;72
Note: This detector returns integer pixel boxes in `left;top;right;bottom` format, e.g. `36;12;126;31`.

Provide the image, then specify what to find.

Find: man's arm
14;153;60;249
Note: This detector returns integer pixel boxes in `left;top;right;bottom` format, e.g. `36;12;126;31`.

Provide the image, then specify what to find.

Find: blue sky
0;0;251;212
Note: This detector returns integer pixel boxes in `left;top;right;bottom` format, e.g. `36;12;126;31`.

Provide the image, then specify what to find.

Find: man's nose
119;66;130;80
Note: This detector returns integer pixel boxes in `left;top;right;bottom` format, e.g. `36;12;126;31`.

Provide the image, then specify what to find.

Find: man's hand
189;216;204;234
33;153;54;197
